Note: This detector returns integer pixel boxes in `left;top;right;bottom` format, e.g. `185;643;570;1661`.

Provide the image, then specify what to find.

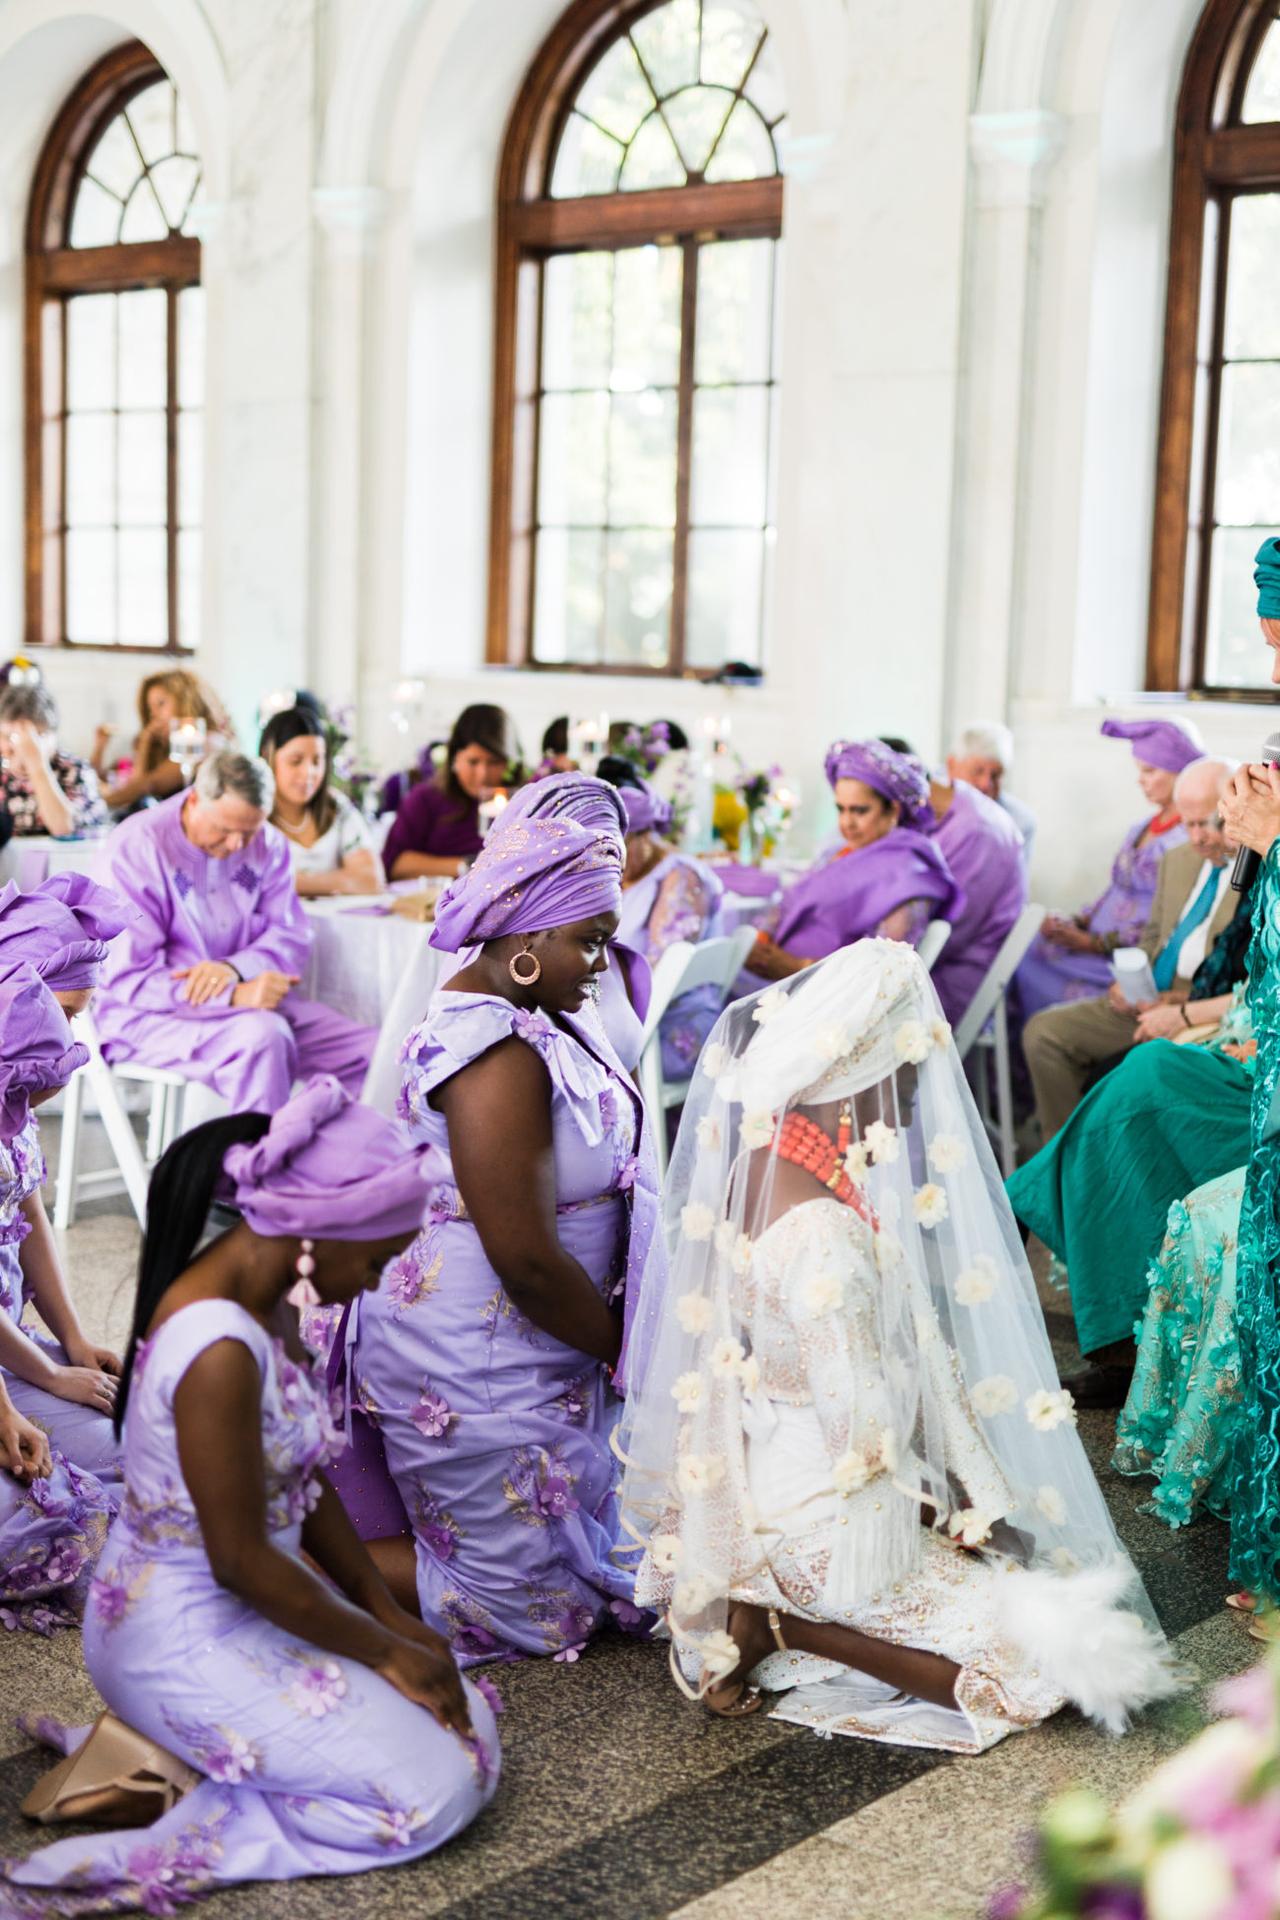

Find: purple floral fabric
347;992;661;1663
2;1298;499;1912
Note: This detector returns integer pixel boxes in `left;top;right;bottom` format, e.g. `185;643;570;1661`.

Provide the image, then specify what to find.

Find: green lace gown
1228;842;1280;1600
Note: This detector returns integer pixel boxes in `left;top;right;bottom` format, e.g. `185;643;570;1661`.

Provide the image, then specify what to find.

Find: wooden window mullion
1191;192;1234;688
670;238;698;676
166;283;178;649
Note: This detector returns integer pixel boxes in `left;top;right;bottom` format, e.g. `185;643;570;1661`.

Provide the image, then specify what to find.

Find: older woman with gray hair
0;682;106;838
91;750;375;1110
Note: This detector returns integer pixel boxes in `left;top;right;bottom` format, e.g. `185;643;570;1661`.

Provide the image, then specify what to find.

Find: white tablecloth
0;833;108;887
300;898;447;1116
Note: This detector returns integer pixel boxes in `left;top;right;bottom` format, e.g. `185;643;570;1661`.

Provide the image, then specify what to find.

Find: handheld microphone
1230;731;1280;891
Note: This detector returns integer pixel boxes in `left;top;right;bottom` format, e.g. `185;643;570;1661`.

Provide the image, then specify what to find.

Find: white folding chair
52;1010;224;1229
916;918;952;973
637;925;758;1177
952;902;1044;1179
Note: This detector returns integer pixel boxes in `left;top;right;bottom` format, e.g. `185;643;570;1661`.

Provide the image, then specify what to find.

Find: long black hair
258;705;337;837
114;1112;270;1436
439;704;522;812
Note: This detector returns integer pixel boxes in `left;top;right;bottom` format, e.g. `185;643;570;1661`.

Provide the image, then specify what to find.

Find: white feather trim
996;1558;1183;1735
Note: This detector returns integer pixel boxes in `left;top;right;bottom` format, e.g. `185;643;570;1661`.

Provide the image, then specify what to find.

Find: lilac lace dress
348;992;661;1663
2;1300;499;1915
0;1117;119;1634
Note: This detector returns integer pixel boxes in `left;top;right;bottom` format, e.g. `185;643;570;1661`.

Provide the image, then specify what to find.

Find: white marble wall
0;0;1271;892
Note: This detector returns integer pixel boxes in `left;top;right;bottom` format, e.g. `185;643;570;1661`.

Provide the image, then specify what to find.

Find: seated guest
345;792;662;1662
1020;755;1238;1145
0;683;106;838
92;751;375;1112
382;704;521;883
621;941;1176;1743
1008;873;1258;1405
924;757;1027;1025
6;1080;497;1907
746;739;962;985
0;971;118;1631
947;721;1036;871
93;669;234;816
538;716;578;775
0;874;132;1488
258;707;382;898
599;757;724;1078
1016;718;1202;1020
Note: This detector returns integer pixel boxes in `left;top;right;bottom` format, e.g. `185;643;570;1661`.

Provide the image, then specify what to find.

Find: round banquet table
299;898;447;1116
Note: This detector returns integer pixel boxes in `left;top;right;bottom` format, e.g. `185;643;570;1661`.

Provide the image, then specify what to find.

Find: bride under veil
617;939;1179;1752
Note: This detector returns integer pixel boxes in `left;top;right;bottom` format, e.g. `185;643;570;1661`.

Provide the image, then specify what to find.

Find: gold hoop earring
509;948;542;986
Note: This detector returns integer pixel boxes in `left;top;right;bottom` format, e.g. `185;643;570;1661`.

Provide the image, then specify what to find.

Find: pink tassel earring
289;1237;320;1310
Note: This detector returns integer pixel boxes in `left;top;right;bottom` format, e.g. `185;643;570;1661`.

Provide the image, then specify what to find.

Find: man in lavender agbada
924;760;1028;1026
92;750;375;1111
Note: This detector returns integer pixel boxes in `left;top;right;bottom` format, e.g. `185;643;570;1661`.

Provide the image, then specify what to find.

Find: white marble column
944;108;1065;736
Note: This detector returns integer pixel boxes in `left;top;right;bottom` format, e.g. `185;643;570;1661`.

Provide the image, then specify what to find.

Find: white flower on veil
676;1292;713;1335
671;1372;704;1413
947;1508;999;1548
844;1140;869;1179
1035;1484;1067;1525
972;1374;1018;1417
930;1017;952;1051
955;1256;998;1307
674;1574;718;1613
752;987;787;1026
700;1630;743;1681
831;1448;874;1495
741;1110;777;1150
1026;1388;1077;1433
696;1114;722;1152
912;1183;949;1229
801;1269;844;1317
681;1203;716;1242
816;1023;851;1062
701;1043;731;1081
650;1534;683;1573
927;1133;968;1175
894;1019;931;1065
709;1337;745;1377
677;1452;726;1495
863;1120;900;1165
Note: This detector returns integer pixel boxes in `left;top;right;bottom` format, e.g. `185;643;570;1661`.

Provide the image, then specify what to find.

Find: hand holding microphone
1226;734;1280;890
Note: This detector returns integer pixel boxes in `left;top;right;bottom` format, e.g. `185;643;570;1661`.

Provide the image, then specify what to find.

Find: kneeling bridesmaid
4;1077;498;1914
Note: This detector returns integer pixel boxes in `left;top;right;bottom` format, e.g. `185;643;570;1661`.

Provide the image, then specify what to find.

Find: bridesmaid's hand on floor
378;1637;474;1740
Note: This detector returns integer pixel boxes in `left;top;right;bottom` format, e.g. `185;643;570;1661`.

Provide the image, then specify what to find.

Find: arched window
25;42;203;652
490;0;785;677
1151;0;1280;694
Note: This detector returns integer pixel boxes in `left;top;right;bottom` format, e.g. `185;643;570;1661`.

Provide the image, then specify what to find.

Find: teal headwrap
1254;536;1280;619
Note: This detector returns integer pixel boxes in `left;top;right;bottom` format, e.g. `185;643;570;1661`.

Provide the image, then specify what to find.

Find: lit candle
168;718;207;785
477;788;510;839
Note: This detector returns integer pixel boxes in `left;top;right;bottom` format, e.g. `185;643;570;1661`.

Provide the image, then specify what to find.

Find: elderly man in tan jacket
1024;756;1239;1141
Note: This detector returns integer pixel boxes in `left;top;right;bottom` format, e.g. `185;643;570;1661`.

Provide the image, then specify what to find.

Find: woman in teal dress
1006;890;1257;1399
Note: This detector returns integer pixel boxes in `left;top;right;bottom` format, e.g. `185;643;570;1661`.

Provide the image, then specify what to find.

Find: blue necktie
1152;867;1222;991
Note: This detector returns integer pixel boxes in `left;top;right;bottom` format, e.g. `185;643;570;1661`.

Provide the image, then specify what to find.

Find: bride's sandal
1226;1592;1259;1613
767;1607;788;1652
21;1711;199;1828
703;1605;774;1718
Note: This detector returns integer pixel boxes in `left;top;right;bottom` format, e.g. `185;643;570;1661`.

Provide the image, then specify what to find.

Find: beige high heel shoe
21;1711;199;1828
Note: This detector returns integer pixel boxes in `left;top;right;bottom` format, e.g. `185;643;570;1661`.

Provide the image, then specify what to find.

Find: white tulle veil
616;940;1170;1703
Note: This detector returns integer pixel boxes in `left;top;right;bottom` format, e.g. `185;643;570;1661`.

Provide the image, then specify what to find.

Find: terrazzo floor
0;1133;1257;1918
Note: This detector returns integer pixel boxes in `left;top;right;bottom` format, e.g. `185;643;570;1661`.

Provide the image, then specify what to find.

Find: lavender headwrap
502;771;626;837
0;874;132;992
0;966;88;1144
430;785;625;953
1099;717;1204;775
222;1076;438;1241
619;778;673;838
824;738;934;833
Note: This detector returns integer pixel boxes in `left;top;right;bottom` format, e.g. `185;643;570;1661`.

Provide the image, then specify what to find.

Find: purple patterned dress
1015;814;1188;1019
0;1116;119;1634
616;853;724;1079
347;992;660;1663
2;1299;499;1914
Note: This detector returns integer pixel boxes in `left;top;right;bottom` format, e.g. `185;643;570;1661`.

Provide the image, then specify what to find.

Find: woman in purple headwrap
597;757;724;1078
5;1078;498;1913
1014;718;1200;1021
0;969;115;1633
0;875;132;1495
344;792;662;1663
746;740;963;982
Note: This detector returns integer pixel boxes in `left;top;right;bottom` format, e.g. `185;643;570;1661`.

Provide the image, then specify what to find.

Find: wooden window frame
25;40;202;654
1149;0;1280;696
487;0;784;678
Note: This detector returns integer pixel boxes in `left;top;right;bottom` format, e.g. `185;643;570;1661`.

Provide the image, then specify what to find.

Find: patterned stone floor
0;1144;1256;1918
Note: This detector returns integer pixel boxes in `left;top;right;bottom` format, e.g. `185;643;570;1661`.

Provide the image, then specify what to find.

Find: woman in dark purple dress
382;705;521;883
